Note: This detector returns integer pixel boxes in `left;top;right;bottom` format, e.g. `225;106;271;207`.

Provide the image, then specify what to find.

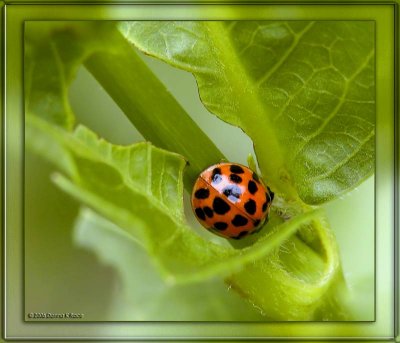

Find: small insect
191;162;274;240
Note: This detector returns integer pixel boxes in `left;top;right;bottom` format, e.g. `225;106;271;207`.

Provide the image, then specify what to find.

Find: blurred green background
24;51;375;321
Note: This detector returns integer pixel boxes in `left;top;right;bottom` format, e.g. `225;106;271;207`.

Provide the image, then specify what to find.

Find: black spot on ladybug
230;165;244;174
262;202;268;212
213;197;231;215
248;180;258;194
203;206;213;218
232;214;248;227
254;219;261;227
214;222;228;231
230;174;242;183
231;231;249;239
212;167;221;177
195;208;206;221
222;185;242;203
244;199;257;215
267;187;275;201
194;188;209;199
252;172;260;182
212;168;222;184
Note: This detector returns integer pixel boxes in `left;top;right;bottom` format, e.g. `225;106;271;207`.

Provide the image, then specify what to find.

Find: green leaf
25;21;348;320
25;21;225;189
26;114;340;319
120;21;375;204
74;208;265;321
25;22;110;129
228;218;347;320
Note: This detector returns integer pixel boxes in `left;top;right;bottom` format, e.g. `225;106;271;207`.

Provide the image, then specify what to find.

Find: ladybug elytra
191;163;274;240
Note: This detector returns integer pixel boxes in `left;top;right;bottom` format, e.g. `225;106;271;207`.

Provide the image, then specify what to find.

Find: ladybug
191;163;274;240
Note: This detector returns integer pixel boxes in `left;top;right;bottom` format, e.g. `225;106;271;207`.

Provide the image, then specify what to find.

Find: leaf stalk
84;25;225;191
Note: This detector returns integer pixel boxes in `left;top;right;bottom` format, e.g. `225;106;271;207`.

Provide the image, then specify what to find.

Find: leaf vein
292;50;374;159
305;130;374;183
256;22;315;87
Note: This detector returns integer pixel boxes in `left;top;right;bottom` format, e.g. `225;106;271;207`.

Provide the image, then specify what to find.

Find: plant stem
84;25;225;191
83;24;349;319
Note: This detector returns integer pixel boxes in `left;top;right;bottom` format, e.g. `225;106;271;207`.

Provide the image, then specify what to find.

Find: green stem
82;23;349;319
205;22;299;201
84;25;225;191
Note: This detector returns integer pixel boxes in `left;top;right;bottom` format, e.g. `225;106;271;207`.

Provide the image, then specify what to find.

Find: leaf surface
25;21;348;320
27;115;323;287
27;114;341;319
26;21;226;188
120;21;375;204
74;209;266;321
25;22;112;129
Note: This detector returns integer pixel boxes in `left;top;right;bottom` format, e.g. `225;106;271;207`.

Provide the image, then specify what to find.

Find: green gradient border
3;2;398;341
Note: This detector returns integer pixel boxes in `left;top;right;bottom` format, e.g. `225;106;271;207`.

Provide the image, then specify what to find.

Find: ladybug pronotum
191;163;274;240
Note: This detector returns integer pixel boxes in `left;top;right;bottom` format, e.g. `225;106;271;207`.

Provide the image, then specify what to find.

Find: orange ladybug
191;163;274;239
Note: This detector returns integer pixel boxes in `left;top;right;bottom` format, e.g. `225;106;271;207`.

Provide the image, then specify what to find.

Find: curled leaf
27;115;324;287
